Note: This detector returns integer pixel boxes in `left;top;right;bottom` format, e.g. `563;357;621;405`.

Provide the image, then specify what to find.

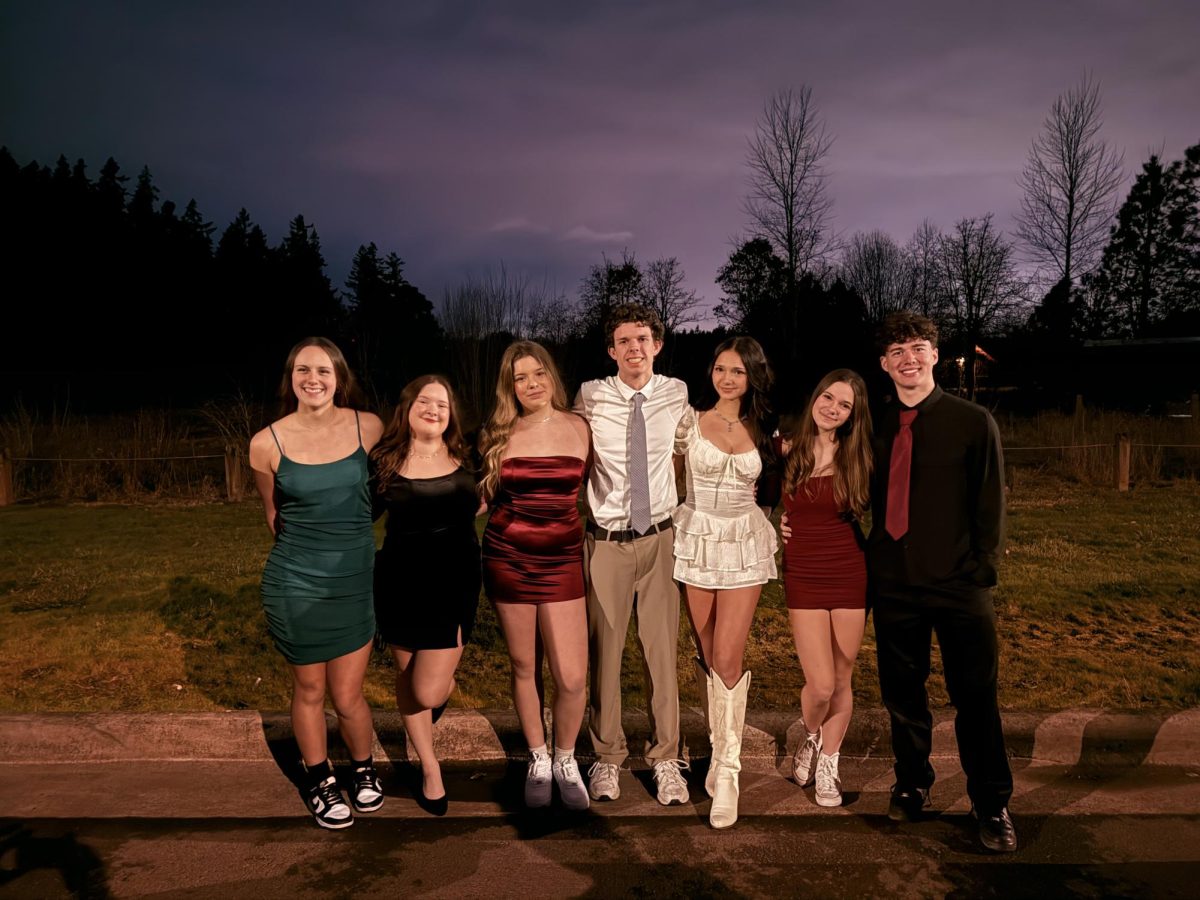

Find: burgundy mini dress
483;455;586;604
782;476;867;610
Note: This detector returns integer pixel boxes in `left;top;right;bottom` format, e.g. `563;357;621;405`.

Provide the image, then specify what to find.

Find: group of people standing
248;304;1016;854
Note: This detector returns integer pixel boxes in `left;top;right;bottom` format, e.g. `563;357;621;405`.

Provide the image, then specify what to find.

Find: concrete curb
4;707;1198;767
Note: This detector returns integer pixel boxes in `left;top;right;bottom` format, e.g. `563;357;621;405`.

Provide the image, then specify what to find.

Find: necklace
713;410;745;432
409;443;445;460
524;411;555;424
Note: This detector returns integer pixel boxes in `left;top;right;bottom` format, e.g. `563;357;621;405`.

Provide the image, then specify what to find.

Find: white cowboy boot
709;670;751;829
694;656;717;797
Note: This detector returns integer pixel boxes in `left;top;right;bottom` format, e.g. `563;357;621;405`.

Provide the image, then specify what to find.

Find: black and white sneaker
306;773;354;829
351;760;384;813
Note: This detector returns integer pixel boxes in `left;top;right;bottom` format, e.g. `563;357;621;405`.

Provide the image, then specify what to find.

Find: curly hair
782;369;873;520
370;375;470;493
276;336;365;416
478;341;569;501
875;311;939;356
604;302;665;346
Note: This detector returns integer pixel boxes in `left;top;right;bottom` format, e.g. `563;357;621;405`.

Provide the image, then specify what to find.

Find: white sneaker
553;755;590;811
587;761;621;801
793;728;822;787
652;759;690;806
525;750;552;808
814;752;842;807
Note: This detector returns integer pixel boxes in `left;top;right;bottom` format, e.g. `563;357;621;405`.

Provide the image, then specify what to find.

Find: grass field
1;473;1198;714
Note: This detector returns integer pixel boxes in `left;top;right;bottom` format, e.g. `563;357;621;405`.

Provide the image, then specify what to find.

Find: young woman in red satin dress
781;369;873;808
479;340;592;811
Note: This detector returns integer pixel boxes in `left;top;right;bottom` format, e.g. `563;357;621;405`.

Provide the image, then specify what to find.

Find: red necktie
885;409;918;540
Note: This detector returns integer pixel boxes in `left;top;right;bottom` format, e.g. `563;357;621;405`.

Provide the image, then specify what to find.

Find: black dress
374;467;482;649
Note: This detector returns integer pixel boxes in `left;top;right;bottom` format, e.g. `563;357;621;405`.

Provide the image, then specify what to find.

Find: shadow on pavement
0;821;109;899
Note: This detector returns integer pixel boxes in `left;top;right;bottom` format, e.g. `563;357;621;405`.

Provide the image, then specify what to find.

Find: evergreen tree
1084;145;1200;337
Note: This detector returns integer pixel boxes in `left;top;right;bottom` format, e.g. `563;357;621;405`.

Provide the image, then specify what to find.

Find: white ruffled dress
672;407;778;588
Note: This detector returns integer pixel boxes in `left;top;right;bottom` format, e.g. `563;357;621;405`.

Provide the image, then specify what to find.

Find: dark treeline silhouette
1;147;441;413
4;135;1198;424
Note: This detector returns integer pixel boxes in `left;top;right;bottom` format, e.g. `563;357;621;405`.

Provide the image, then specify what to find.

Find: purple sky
3;1;1198;316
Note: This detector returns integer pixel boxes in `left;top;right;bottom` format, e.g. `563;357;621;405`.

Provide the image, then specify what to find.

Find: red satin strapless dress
783;476;867;610
483;455;586;604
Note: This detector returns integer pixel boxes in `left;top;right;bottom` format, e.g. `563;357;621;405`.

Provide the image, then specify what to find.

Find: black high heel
412;768;448;816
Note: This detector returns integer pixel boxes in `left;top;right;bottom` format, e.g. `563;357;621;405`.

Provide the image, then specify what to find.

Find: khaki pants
584;528;680;766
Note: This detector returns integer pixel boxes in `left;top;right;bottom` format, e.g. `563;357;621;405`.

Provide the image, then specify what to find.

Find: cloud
563;224;635;244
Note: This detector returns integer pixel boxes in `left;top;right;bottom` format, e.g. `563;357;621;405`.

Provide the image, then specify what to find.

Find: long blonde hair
783;369;873;520
478;340;569;501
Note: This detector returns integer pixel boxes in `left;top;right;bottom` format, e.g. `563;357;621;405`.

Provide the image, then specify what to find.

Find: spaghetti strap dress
482;455;586;604
374;466;482;649
782;476;867;610
672;407;778;589
259;411;376;664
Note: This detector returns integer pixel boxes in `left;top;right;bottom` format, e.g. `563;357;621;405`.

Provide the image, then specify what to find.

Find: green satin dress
260;413;376;665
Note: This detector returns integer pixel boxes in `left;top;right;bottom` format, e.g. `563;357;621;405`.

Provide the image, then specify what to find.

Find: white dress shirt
574;373;689;532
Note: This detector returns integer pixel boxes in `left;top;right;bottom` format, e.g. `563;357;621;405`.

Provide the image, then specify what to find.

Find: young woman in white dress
673;335;779;829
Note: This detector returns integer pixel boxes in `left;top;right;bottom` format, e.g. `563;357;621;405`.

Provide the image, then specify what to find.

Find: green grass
1;473;1198;713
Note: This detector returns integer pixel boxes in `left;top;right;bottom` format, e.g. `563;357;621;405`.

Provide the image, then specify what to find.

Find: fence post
1114;433;1131;492
0;449;13;507
1073;394;1085;432
224;447;245;501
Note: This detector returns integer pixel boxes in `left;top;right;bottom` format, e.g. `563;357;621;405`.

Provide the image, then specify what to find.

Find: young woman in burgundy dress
479;341;592;811
781;369;873;808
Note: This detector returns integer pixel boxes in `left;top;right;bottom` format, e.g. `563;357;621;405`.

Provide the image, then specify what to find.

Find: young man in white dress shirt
574;303;691;805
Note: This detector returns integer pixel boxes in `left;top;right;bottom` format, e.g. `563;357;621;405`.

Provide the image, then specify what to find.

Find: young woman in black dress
371;375;483;816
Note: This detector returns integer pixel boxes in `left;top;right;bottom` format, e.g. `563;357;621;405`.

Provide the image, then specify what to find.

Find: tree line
3;74;1197;418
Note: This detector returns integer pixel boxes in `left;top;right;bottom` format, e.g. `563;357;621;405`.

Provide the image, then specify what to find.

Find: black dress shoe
415;783;448;817
887;785;931;822
975;807;1017;852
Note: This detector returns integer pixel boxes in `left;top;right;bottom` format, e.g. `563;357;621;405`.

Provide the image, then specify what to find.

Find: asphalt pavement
2;707;1198;899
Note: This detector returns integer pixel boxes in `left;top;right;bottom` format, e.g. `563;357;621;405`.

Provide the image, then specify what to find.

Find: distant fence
0;447;248;506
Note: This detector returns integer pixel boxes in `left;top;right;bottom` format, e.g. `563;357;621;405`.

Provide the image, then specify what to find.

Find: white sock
554;747;575;762
529;743;549;758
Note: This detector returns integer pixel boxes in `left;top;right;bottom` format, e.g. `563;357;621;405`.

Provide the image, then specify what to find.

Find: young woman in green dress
249;337;384;829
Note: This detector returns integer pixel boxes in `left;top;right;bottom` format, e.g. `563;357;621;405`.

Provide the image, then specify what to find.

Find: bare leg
538;598;588;749
325;641;376;762
291;661;330;767
684;584;717;669
495;602;547;749
708;585;762;688
393;643;465;800
822;609;867;754
790;609;835;733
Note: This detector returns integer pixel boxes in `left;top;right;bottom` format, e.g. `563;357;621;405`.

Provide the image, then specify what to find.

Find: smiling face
408;381;450;440
291;345;337;410
812;380;855;435
880;338;938;398
711;349;748;403
512;354;554;415
608;322;662;387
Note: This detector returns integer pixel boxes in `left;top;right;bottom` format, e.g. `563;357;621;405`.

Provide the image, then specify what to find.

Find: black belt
587;517;673;543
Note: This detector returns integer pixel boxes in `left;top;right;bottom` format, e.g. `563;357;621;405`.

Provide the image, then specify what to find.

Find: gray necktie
630;392;651;534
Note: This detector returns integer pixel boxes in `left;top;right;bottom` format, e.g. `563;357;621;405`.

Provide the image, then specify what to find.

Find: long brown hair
702;335;776;467
478;340;569;501
783;369;873;520
276;336;364;415
370;375;469;493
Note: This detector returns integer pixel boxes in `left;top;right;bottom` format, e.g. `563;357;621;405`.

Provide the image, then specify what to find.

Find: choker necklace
524;412;555;424
409;444;445;460
714;411;745;432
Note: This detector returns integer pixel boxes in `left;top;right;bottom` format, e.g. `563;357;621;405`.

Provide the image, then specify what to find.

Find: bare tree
1016;73;1124;288
439;265;551;425
840;230;916;323
641;257;705;333
937;215;1028;399
744;87;835;287
907;219;945;320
